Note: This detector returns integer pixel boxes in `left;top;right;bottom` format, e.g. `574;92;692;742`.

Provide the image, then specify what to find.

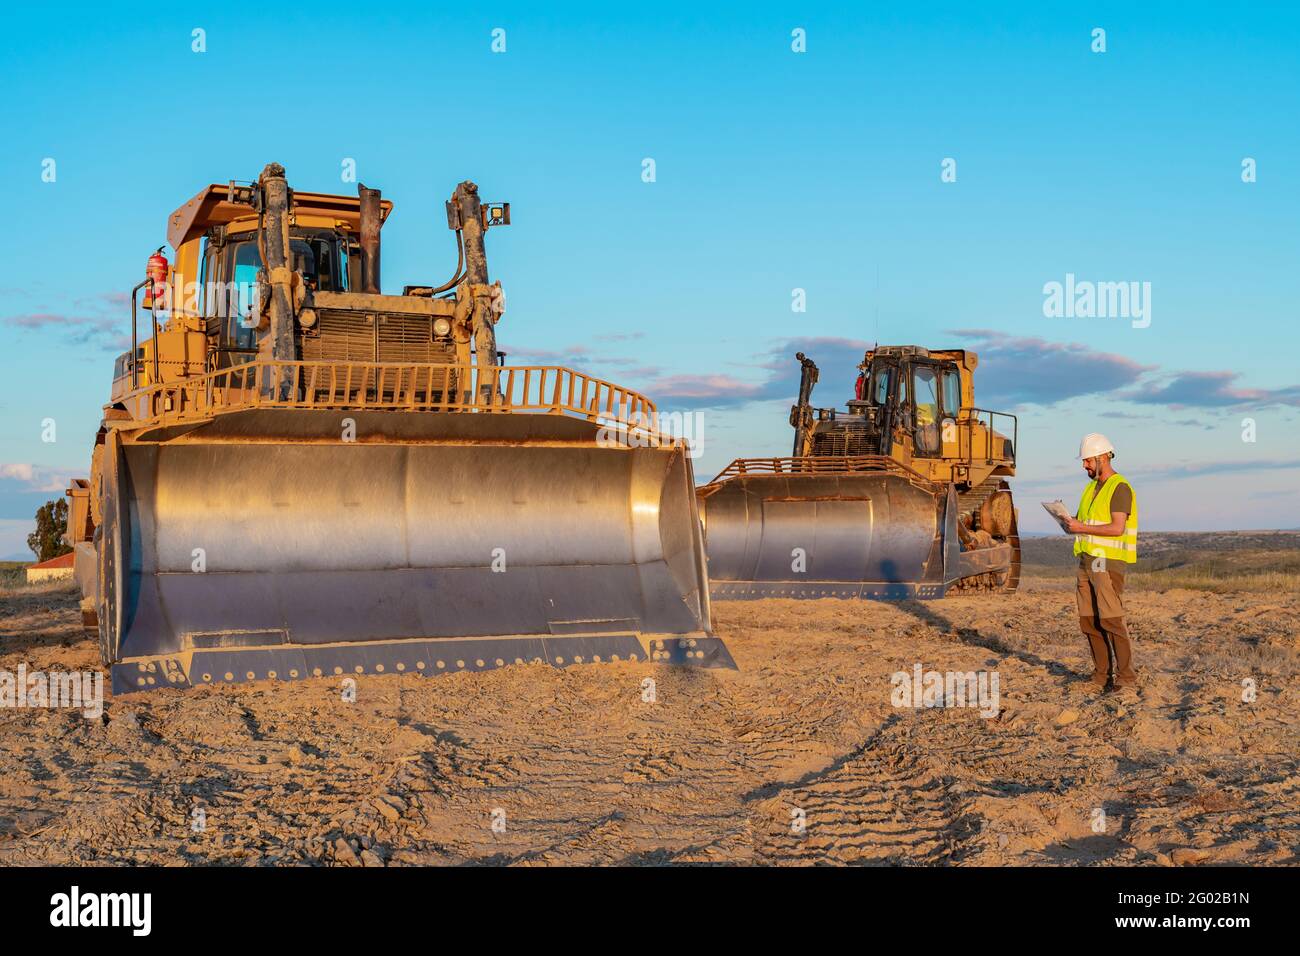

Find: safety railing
703;455;937;490
953;408;1017;467
117;360;665;440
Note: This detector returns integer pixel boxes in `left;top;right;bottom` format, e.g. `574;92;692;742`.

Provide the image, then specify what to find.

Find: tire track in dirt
1;583;1296;865
746;715;971;865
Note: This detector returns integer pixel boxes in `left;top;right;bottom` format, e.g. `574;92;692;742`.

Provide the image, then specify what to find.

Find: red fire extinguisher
146;246;169;308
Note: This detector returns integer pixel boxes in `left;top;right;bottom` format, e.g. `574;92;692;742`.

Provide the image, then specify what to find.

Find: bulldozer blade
98;409;731;693
699;471;1011;600
114;633;737;693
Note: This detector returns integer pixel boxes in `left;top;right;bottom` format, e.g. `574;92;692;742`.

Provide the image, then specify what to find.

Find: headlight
433;317;451;336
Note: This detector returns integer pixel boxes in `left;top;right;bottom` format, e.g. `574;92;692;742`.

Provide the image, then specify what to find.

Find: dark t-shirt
1108;482;1133;516
1078;478;1133;573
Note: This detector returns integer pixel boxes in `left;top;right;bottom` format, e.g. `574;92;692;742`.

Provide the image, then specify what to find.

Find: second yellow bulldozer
66;163;731;693
697;345;1021;599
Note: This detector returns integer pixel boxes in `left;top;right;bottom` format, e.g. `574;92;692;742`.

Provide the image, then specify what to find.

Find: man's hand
1069;512;1128;537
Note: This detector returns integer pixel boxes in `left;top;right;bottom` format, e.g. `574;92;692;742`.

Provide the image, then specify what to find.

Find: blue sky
1;2;1298;556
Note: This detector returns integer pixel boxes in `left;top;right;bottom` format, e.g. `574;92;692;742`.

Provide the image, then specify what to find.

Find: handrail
115;360;666;440
128;279;149;391
704;454;937;490
955;407;1017;467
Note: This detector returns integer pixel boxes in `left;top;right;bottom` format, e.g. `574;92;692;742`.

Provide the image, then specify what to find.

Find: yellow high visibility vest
1073;472;1138;564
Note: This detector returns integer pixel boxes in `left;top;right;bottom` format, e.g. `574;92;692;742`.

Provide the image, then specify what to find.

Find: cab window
913;366;940;427
912;365;941;456
941;368;961;416
227;243;261;349
871;367;891;404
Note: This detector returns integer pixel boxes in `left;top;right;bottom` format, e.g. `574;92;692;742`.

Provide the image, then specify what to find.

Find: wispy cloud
0;463;77;493
501;343;591;363
496;331;1300;422
0;463;81;523
640;333;1147;412
6;296;130;350
500;341;666;382
641;336;871;409
1013;456;1300;494
1168;417;1215;431
948;330;1154;408
1122;370;1300;410
635;373;765;405
1127;457;1300;482
752;336;871;398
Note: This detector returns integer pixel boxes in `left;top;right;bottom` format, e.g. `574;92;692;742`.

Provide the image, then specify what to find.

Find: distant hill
1020;530;1300;593
1022;529;1300;569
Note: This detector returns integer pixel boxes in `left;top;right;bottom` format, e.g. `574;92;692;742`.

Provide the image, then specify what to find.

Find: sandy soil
1;579;1296;866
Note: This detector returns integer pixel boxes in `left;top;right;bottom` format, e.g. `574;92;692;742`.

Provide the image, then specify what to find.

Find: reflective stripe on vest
1072;472;1138;564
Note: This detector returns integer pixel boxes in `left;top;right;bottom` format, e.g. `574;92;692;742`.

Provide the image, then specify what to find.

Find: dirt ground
1;577;1296;866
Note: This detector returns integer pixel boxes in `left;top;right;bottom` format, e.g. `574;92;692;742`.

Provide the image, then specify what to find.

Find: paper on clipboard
1041;500;1074;533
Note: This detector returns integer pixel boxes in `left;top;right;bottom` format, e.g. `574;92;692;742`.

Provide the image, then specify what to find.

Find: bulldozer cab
107;183;392;397
791;345;1014;489
860;352;964;459
106;227;357;395
200;227;354;361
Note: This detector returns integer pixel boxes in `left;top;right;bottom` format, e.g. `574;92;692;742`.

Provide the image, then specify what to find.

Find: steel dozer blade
98;409;732;693
697;461;1015;601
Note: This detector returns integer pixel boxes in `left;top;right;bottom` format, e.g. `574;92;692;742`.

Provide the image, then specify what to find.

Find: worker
1064;433;1139;695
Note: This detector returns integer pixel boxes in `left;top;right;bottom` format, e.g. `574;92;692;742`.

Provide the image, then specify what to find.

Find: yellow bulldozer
696;345;1021;599
66;163;731;693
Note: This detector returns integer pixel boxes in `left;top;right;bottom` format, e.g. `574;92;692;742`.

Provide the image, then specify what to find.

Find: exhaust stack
359;183;383;294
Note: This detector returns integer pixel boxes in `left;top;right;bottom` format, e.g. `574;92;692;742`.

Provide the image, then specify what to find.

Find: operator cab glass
941;366;961;416
226;243;260;350
203;232;349;355
912;365;941;456
870;365;893;405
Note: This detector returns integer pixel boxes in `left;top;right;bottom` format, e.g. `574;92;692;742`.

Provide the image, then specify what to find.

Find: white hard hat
1079;432;1115;459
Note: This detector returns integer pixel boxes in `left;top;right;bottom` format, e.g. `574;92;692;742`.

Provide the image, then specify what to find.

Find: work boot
1068;676;1107;698
1110;683;1142;702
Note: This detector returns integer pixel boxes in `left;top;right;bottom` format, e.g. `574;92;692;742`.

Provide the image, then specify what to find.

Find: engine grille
299;310;456;364
300;310;374;363
378;313;442;362
812;423;881;457
298;309;458;402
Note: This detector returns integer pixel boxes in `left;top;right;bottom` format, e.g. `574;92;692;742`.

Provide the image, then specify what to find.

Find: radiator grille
300;310;375;363
299;310;457;363
298;310;459;402
812;423;881;457
378;313;438;362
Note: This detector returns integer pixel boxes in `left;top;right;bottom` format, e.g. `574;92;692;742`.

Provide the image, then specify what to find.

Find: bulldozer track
953;477;1021;594
956;477;1005;518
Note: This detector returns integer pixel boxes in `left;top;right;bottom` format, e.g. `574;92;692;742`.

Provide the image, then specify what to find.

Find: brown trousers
1075;565;1136;687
